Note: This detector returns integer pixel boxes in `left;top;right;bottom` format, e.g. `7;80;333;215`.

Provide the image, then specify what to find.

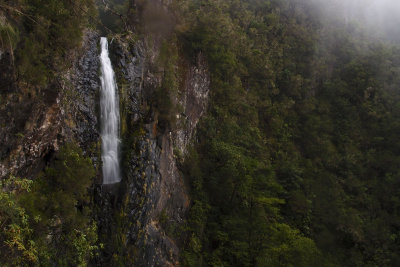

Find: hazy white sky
312;0;400;19
310;0;400;40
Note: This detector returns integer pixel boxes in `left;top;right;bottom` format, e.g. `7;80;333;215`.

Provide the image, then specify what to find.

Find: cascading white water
99;37;121;184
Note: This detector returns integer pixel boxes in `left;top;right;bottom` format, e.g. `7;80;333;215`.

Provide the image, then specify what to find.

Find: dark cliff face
94;35;209;265
67;31;101;157
91;1;210;264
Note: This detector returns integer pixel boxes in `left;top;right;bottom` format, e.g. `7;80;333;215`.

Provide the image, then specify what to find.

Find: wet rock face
64;30;101;168
110;38;145;121
109;35;210;265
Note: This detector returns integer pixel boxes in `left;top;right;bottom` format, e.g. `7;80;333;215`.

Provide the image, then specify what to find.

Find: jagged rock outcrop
0;95;62;178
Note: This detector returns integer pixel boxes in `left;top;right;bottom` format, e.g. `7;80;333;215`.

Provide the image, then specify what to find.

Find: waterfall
99;37;121;184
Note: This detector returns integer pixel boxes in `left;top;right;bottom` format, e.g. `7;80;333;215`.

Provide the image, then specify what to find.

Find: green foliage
26;143;94;227
0;144;99;266
176;0;400;266
17;36;48;86
26;143;98;266
97;0;129;33
0;0;95;86
0;177;38;266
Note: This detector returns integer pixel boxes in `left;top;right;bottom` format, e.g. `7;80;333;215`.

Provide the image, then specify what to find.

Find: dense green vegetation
153;38;181;131
176;0;400;266
97;0;131;33
0;0;95;87
0;144;98;266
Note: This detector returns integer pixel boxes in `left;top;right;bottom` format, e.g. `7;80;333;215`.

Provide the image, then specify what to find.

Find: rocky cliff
0;30;101;180
94;34;209;265
0;1;210;265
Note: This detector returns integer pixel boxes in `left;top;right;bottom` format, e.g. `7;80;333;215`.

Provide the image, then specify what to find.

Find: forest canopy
177;0;400;266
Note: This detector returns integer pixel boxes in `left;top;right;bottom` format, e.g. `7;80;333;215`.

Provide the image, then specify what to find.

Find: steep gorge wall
96;33;209;265
92;1;210;265
0;1;210;264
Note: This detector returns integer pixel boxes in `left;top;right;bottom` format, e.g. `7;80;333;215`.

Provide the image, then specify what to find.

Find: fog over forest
308;0;400;41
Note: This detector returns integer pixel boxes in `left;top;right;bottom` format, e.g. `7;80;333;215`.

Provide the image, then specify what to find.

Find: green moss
159;209;168;225
173;146;184;163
